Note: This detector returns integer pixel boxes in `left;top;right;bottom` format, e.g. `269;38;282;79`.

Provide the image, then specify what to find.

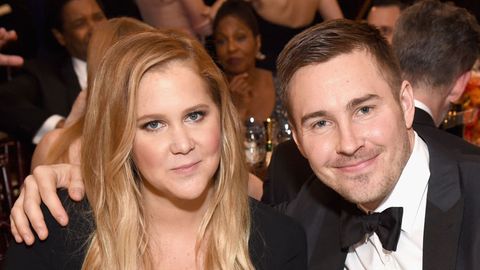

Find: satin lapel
421;134;464;270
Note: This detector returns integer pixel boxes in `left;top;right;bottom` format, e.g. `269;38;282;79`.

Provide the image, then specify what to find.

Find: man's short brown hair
277;19;402;121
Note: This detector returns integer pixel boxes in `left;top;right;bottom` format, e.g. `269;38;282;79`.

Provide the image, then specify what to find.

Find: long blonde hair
45;17;154;165
81;30;253;269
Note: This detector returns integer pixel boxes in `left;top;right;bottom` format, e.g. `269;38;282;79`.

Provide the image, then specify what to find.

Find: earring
256;51;266;61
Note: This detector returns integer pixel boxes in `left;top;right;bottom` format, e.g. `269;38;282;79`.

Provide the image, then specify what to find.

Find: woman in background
6;30;306;269
213;0;286;124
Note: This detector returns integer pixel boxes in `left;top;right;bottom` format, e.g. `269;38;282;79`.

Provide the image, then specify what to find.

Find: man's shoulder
249;199;307;269
416;125;480;156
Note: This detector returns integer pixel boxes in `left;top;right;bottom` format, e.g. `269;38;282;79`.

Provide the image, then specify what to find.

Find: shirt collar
72;57;87;90
375;132;430;233
414;100;433;118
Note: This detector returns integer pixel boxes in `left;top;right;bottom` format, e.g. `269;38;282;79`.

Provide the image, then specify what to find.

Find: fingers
0;28;23;67
22;174;49;242
9;187;31;244
10;177;39;245
229;73;251;94
34;165;70;226
0;53;24;67
66;164;85;201
0;28;17;46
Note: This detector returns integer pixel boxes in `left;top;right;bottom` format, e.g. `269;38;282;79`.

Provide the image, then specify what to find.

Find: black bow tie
340;207;403;251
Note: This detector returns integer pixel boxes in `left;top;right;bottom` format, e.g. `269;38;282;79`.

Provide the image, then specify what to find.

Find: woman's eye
236;34;247;42
143;120;164;131
186;111;206;122
215;38;226;46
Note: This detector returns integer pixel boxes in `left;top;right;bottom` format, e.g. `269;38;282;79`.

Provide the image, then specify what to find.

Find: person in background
248;0;343;28
135;0;225;42
366;0;405;44
213;0;285;124
30;17;154;170
5;30;307;269
0;0;106;147
393;0;480;155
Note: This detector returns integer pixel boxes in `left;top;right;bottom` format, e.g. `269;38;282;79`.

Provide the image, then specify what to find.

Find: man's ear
52;29;66;47
291;125;307;158
447;71;471;103
399;80;415;129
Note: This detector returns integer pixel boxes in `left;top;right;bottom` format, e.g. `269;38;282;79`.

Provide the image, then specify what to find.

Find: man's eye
359;106;372;114
186;111;205;122
314;120;328;128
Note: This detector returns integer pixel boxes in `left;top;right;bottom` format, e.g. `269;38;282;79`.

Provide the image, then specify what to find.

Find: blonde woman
5;30;306;269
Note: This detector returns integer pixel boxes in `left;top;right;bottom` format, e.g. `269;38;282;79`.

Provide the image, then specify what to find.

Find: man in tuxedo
262;0;480;206
0;0;106;144
392;0;480;155
274;10;480;268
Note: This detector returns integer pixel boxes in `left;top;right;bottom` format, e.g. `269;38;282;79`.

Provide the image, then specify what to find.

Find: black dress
3;190;307;270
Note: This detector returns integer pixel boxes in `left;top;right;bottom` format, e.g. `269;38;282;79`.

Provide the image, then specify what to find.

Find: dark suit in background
0;52;81;142
284;132;480;269
261;139;311;205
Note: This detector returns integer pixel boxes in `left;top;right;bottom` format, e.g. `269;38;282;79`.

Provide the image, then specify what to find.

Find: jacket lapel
287;178;348;269
421;134;464;270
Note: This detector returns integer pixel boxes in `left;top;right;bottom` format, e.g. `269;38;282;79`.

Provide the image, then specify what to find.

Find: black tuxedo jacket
284;131;480;269
0;52;81;141
413;107;480;155
262;139;313;205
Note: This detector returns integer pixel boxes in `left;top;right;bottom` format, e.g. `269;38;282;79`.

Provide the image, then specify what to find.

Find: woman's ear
255;35;265;60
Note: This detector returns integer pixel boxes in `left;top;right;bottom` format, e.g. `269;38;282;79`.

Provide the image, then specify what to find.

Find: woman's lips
226;57;242;66
171;161;201;173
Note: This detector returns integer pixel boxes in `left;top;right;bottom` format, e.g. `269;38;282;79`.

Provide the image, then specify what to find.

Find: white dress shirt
32;57;86;144
414;100;433;118
345;132;430;270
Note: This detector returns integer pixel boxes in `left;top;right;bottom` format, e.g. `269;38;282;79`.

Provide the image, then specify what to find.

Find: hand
229;73;253;108
0;27;24;67
10;164;85;245
64;90;87;127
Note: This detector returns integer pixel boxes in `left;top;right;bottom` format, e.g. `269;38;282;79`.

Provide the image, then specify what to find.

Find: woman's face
214;15;260;75
133;61;222;202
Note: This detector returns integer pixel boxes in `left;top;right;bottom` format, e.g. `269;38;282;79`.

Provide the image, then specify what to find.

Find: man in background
0;0;106;148
393;0;480;154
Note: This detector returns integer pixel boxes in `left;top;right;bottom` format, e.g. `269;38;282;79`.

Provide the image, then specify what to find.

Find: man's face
367;5;401;44
53;0;106;60
289;50;415;210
